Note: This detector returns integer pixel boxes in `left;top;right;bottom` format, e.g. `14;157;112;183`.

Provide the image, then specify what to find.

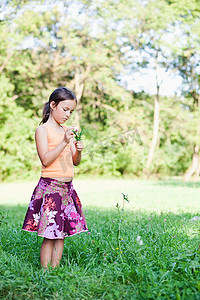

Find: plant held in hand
72;128;83;141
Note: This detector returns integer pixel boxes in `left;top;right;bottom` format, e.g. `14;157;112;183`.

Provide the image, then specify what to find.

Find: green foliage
0;0;200;180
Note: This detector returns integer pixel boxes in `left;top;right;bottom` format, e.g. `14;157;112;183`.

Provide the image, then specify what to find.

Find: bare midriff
52;177;73;182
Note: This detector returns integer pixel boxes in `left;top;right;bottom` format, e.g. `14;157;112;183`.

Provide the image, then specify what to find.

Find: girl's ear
50;101;56;110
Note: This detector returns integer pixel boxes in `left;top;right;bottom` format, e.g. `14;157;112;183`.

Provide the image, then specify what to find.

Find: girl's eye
63;108;73;113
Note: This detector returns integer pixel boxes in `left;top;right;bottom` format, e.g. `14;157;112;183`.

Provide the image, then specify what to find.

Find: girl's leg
40;238;54;268
51;239;65;268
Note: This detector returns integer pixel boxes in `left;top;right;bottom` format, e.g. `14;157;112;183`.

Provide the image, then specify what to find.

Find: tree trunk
146;85;160;170
195;155;200;178
184;91;200;181
184;144;199;181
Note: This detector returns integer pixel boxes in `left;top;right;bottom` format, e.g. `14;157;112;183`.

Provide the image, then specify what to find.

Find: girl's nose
66;111;71;117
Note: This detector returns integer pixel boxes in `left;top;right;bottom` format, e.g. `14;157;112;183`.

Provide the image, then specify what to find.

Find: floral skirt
22;177;88;239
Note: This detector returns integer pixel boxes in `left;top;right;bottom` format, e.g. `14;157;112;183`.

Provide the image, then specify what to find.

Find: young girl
22;87;88;268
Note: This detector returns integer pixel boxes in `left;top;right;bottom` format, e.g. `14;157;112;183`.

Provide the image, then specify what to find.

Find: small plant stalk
115;194;129;264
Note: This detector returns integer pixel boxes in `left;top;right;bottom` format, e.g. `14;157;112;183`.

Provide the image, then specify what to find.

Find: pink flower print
70;212;78;219
63;203;76;218
69;221;76;229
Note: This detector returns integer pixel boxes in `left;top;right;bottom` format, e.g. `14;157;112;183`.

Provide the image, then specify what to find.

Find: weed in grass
115;193;130;263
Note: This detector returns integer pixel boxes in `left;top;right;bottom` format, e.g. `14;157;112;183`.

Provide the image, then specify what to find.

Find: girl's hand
75;140;84;152
63;126;75;144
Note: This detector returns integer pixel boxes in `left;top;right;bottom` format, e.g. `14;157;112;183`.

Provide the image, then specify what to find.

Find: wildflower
149;218;151;220
164;219;167;221
103;258;106;261
120;251;122;253
92;240;95;243
136;236;143;245
114;261;117;264
72;128;82;141
88;232;91;235
121;238;123;240
116;247;119;250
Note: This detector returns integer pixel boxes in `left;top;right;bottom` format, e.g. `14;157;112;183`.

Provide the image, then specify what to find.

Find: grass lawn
0;178;200;299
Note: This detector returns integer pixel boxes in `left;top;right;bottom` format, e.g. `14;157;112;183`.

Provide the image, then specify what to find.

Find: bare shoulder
35;124;47;137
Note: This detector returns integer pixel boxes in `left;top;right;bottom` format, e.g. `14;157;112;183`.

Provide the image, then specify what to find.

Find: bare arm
71;139;84;166
35;125;73;167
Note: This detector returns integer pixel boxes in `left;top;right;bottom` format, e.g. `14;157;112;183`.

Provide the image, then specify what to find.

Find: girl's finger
67;126;76;131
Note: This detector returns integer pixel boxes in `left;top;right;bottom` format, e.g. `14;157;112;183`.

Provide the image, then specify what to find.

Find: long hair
40;87;77;124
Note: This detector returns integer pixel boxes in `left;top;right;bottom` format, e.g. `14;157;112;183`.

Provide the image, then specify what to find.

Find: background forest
1;0;200;182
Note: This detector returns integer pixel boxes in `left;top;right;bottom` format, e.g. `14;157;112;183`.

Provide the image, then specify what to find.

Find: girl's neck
46;115;63;132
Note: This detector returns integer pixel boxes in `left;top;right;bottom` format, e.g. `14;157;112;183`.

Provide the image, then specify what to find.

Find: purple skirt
22;177;88;239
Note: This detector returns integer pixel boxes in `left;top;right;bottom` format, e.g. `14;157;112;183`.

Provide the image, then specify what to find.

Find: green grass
0;179;200;299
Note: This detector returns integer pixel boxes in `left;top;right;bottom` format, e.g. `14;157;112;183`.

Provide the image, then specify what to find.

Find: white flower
136;235;143;245
33;213;40;225
47;211;57;224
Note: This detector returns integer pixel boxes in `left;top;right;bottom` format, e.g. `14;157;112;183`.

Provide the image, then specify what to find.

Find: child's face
51;99;77;124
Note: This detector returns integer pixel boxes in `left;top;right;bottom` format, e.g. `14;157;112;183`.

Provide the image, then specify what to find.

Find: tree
167;0;200;180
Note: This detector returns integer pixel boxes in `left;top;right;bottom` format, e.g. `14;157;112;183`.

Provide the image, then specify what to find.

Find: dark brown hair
40;87;77;124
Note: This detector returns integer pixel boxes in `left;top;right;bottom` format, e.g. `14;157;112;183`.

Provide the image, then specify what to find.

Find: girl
22;87;88;269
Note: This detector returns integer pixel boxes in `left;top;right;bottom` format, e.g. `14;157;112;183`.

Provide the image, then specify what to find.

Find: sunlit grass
1;178;200;213
0;179;200;299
